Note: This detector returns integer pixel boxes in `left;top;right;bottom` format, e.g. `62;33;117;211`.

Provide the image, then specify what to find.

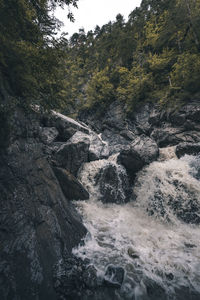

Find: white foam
73;149;200;298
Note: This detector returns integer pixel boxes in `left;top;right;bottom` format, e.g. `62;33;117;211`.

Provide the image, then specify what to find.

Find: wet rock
82;265;98;288
144;278;167;300
53;257;102;299
175;287;200;300
95;163;131;204
54;138;90;176
127;247;140;259
53;167;89;200
175;142;200;158
117;135;159;179
104;265;125;288
39;126;59;144
165;273;174;281
146;182;200;225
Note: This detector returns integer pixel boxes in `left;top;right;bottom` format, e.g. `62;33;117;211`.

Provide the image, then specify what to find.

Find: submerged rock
104;265;125;288
134;156;200;224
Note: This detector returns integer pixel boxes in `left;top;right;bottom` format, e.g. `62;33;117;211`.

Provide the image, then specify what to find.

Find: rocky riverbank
0;99;200;299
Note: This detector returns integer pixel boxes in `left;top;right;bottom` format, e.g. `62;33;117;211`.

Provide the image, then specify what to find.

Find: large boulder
95;163;131;204
117;135;159;179
175;142;200;158
70;131;109;161
53;167;89;200
54;137;90;176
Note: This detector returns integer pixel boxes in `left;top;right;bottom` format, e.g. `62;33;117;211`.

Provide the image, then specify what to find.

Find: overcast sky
55;0;142;37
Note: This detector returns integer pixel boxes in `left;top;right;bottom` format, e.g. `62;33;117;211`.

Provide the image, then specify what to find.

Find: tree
0;0;78;112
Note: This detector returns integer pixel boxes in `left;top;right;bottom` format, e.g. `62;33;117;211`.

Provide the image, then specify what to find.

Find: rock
54;257;120;300
144;277;167;300
95;163;131;204
70;131;109;161
104;265;125;288
101;129;131;155
53;167;89;200
82;265;98;288
54;138;90;176
89;133;110;161
45;111;89;142
186;106;200;123
127;247;140;259
150;127;184;147
175;142;200;158
169;113;186;126
0;138;86;300
145;180;200;225
118;135;159;179
53;256;86;299
39;126;59;144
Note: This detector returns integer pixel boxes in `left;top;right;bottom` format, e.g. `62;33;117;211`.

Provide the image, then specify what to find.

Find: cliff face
0;109;87;299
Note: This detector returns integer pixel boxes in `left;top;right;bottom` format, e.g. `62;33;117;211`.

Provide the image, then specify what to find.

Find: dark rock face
0;110;87;300
0;141;86;300
176;142;200;158
53;167;89;200
118;135;159;179
95;164;131;204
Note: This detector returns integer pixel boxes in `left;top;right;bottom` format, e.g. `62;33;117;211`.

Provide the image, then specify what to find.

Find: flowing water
73;148;200;299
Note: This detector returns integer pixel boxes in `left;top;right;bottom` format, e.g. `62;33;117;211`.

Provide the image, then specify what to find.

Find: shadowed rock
176;142;200;158
53;167;89;200
118;135;159;179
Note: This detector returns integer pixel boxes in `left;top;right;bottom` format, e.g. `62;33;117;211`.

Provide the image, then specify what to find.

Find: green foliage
171;52;200;93
61;0;200;114
3;0;199;117
85;67;114;109
0;0;78;113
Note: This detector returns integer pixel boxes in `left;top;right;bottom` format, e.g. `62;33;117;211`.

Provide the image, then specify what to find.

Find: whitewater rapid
73;149;200;299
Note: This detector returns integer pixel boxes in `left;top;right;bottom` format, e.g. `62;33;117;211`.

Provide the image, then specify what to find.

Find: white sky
55;0;142;37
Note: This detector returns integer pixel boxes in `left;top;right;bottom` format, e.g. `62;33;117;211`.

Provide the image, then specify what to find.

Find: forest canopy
60;0;200;115
0;0;200;117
